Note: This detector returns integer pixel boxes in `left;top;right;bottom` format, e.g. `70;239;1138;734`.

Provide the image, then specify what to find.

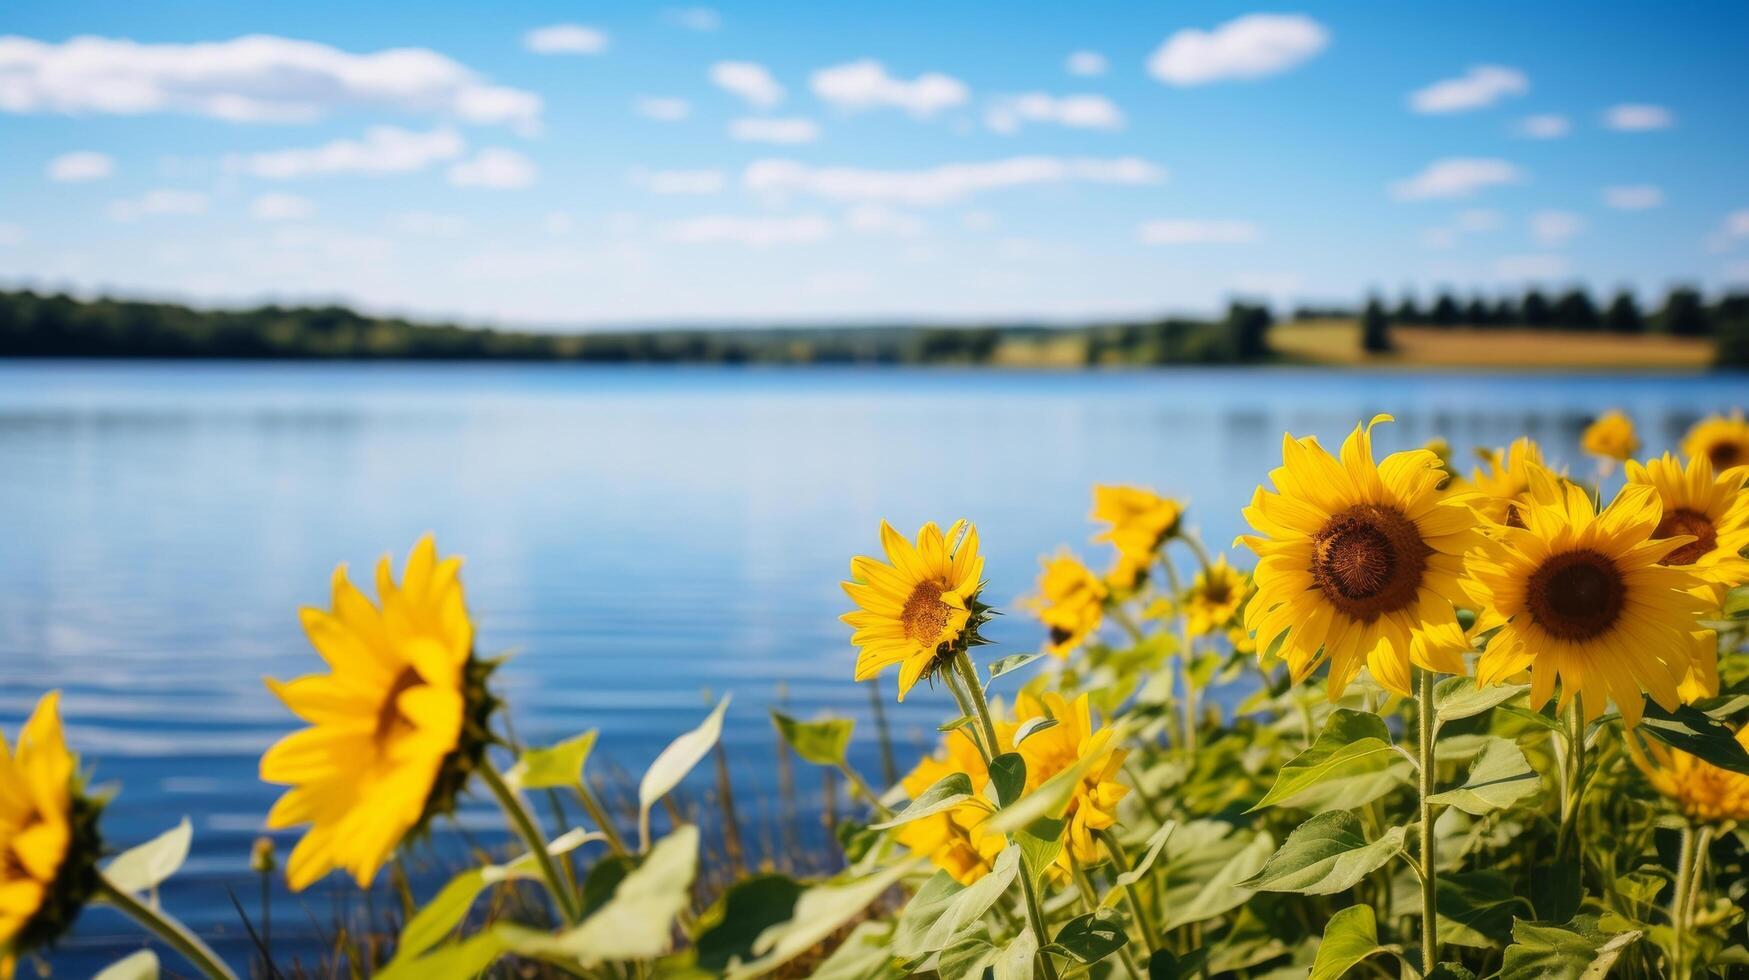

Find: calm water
0;361;1740;970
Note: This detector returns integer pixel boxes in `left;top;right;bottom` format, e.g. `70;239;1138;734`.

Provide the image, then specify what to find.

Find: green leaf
1012;716;1059;746
870;771;983;830
93;950;158;980
1435;870;1526;948
378;931;506;980
811;921;908;980
695;874;804;972
1102;821;1176;908
1016;817;1066;887
1241;811;1406;896
1499;915;1642;980
986;718;1133;834
1052;908;1128;965
1639;700;1749;776
1497;704;1565;732
893;846;1021;958
1148;948;1208;980
771;710;855;767
993;927;1038;980
988;652;1045;681
1310;905;1383;980
1250;709;1409;812
515;825;700;966
937;932;1000;980
1428;736;1541;815
1433;677;1528;725
1160;827;1274;929
990;753;1027;807
938;715;974;733
725;859;921;979
639;696;730;844
506;730;598;790
102;818;192;895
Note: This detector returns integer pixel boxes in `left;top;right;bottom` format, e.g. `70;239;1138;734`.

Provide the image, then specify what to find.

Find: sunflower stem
1097;827;1160;955
573;778;631;857
97;871;238;980
1415;668;1440;972
1670;823;1696;979
951;649;1003;765
1072;855;1144;980
1179;532;1216;577
480;758;583;925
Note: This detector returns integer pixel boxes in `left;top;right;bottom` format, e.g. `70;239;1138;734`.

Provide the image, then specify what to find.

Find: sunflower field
5;410;1749;980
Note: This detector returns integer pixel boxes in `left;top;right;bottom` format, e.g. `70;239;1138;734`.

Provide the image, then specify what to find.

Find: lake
0;361;1739;970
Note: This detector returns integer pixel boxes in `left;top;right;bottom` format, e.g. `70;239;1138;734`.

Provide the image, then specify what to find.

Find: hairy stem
480;758;582;925
1416;668;1440;971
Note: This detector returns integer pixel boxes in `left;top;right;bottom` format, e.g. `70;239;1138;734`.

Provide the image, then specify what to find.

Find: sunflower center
1202;581;1232;604
1311;504;1428;621
1526;550;1625;641
1654;507;1718;565
375;667;425;743
1706;441;1742;471
901;581;953;646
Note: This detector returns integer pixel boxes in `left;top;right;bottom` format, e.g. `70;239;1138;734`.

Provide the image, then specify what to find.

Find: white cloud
632;168;725;194
1494;253;1569;280
227;126;464;178
0;223;23;246
986;93;1122;134
1390;157;1524;200
1066;51;1107;76
1147;14;1329;86
394;211;467;236
1603;184;1663;210
250;192;314;220
1515;114;1570;139
1137;219;1260;245
1409;65;1527;113
665;8;721;31
1604;103;1674;131
46;150;114;182
634;96;690;121
1456;208;1503;232
744;156;1164;206
0;34;541;131
1710;209;1749;252
524;24;608;55
108;188;208;221
846;204;926;236
729;117;819;144
660;213;833;246
811;59;969;116
447;148;536;189
961;209;997;230
1530;209;1584;246
710;61;784;108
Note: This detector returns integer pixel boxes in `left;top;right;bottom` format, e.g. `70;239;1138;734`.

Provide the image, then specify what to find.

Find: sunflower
842;520;986;701
892;730;1003;884
1681;412;1749;473
1423;437;1455;489
1466;437;1552;528
1240;415;1475;699
0;693;101;973
1183;557;1249;637
1581;411;1639;462
1027;553;1107;658
1103;552;1148;598
262;535;494;890
1630;724;1749;824
1625;453;1749;591
1465;480;1716;725
1002;693;1127;871
1092;485;1184;563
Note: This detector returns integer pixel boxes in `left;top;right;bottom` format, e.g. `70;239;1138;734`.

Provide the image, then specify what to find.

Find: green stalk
1669;824;1698;979
573;778;631;857
951;649;1003;761
836;761;896;819
480;758;583;925
1416;668;1440;971
1157;557;1197;754
1072;856;1144;980
1097;827;1159;955
97;871;238;980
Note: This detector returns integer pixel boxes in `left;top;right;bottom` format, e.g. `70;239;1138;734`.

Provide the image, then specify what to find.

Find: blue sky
2;1;1746;327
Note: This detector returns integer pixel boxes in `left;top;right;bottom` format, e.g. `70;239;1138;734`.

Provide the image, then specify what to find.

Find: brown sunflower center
375;667;425;743
1525;549;1625;641
1201;580;1232;604
1706;440;1743;471
1310;504;1428;621
1654;507;1718;566
901;581;952;646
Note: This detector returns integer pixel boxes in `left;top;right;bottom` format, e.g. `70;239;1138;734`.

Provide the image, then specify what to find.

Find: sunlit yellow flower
1240;415;1474;699
1103;552;1148;598
0;693;100;973
1092;486;1183;563
1183;557;1249;637
893;730;1002;884
1026;553;1107;658
1626;453;1749;591
1467;437;1553;529
263;535;490;890
1465;479;1715;725
1631;725;1749;824
1681;412;1749;473
841;520;985;701
1003;693;1127;871
1581;411;1639;462
1424;438;1454;489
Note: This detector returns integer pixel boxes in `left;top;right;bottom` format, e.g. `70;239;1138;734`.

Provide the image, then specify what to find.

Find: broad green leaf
516;825;699;966
988;652;1045;681
639;696;730;845
893;846;1020;958
994;927;1038;980
695;874;804;972
1427;737;1541;815
1241;811;1406;896
506;730;597;790
1310;905;1382;980
1102;821;1176;908
1497;704;1565;732
378;930;507;980
811;921;908;980
1016;816;1066;887
771;710;855;767
1012;716;1059;745
1250;709;1409;812
93;950;158;980
726;859;921;979
938;715;974;733
1433;870;1526;948
937;932;1000;980
102;818;192;896
1160;828;1274;929
1639;700;1749;776
1052;908;1128;965
990;753;1027;807
870;772;982;829
1499;915;1642;980
1433;677;1528;725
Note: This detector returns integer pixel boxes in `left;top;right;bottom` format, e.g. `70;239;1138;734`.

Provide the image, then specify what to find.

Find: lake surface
0;361;1740;970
